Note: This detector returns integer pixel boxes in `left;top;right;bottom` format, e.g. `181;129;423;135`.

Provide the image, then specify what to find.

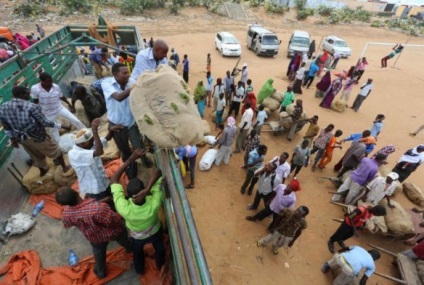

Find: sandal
186;184;195;189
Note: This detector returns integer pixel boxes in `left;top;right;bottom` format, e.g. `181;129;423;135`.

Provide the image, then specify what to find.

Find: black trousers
90;227;132;278
251;190;274;210
132;227;166;275
241;169;259;193
228;101;241;117
303;76;315;88
329;221;354;243
86;185;115;211
183;71;189;83
251;205;273;221
290;164;303;176
183;154;197;184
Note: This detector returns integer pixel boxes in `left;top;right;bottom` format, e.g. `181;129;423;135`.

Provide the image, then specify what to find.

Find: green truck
0;23;212;284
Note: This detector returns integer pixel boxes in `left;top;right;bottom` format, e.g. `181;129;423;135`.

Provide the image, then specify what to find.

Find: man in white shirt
238;63;248;88
68;119;114;204
351;78;373;112
228;81;245;118
234;102;254;153
205;71;214;108
361;172;399;206
31;72;85;143
130;39;169;82
102;63;152;178
212;78;225;111
254;104;268;135
247;162;281;210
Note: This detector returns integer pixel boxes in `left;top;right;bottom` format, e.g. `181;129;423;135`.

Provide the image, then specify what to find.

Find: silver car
322;36;352;58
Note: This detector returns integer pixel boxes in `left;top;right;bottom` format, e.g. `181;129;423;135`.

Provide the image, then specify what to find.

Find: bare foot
62;165;72;173
39;167;49;177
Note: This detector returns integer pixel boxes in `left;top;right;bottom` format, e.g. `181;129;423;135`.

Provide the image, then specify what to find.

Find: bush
249;0;264;8
119;0;165;15
264;1;289;14
354;6;372;22
14;3;46;17
294;0;306;10
371;20;384;27
317;5;334;17
169;0;181;14
297;8;314;20
60;0;92;14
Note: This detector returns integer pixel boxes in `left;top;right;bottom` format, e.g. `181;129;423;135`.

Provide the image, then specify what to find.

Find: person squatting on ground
361;172;399;206
257;206;309;255
322;246;381;285
110;149;166;275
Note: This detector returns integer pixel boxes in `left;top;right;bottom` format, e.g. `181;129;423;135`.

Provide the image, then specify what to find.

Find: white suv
322;36;352;58
215;32;242;57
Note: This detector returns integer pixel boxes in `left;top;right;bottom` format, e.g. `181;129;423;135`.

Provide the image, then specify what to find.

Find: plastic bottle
31;200;45;217
68;249;79;266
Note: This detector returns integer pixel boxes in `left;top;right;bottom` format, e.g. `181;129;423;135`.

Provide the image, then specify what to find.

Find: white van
287;30;311;57
246;24;281;56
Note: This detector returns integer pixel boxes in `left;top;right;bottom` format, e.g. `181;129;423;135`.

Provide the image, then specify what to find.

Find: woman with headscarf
320;73;344;109
292;62;306;94
286;53;298;77
371;145;396;160
242;92;257;115
392;145;424;183
211;116;238;166
194;80;206;118
289;54;302;81
315;70;331;98
308;40;316;59
317;50;329;76
257;79;275;104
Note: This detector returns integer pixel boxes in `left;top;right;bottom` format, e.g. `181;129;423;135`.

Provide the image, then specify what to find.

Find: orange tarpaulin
28;159;129;220
0;240;173;285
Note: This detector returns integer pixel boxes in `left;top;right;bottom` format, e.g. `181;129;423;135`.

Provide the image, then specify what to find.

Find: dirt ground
2;3;424;285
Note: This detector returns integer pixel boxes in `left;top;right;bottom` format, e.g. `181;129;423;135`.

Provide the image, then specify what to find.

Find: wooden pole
330;201;348;207
374;271;408;284
367;243;397;257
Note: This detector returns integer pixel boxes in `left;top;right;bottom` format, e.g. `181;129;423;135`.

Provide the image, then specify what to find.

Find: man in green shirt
110;148;165;275
280;86;294;112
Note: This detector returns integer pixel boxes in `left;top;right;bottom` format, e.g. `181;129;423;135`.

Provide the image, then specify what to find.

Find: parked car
246;24;281;56
287;30;310;57
322;36;352;58
215;32;241;57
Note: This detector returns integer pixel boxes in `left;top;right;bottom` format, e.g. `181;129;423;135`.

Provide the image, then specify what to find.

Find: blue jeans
131;227;166;275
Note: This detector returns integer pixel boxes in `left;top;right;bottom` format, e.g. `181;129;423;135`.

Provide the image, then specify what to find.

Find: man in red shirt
402;238;424;260
56;187;132;279
327;205;386;253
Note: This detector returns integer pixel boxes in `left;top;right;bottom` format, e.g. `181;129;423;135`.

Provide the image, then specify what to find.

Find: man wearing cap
0;86;71;177
130;39;169;82
332;154;387;205
361;172;399;207
246;179;299;223
322;245;381;285
212;116;237;166
238;63;248;88
68;118;115;202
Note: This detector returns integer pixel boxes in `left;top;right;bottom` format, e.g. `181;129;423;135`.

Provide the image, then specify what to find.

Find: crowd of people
1;29;423;284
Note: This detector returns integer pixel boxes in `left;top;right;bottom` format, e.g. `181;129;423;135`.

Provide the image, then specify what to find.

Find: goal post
359;42;424;68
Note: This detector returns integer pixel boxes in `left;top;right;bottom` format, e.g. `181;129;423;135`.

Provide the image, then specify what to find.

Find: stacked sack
131;65;204;148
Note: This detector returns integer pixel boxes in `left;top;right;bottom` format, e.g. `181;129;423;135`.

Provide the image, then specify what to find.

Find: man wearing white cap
68;118;115;202
361;172;399;207
238;63;248;88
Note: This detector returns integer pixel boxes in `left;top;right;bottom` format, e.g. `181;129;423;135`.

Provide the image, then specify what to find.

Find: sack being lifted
131;65;204;148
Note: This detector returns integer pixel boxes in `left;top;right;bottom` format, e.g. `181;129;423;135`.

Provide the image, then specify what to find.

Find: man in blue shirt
175;145;197;189
240;144;267;195
101;63;152;178
303;60;319;89
89;47;109;79
130;40;169;82
322;245;381;285
182;54;189;83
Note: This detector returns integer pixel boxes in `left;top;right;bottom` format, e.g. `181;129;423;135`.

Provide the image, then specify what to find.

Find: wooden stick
367;243;397;257
374;271;407;284
332;218;343;223
330;201;349;207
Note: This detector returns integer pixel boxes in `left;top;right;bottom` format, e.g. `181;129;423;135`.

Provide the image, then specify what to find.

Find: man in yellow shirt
110;149;165;275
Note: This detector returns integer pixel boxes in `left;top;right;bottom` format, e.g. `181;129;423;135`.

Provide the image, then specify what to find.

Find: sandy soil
3;4;424;285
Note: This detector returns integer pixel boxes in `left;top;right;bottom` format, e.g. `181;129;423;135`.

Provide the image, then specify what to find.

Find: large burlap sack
202;120;211;135
96;120;121;161
262;97;280;112
204;135;217;145
417;260;424;284
403;182;424;206
22;164;60;194
53;165;77;187
199;149;217;171
59;133;76;153
331;99;346;113
271;91;284;103
74;100;90;128
264;107;272;116
280;117;293;130
130;65;203;148
380;199;414;238
286;103;295;116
